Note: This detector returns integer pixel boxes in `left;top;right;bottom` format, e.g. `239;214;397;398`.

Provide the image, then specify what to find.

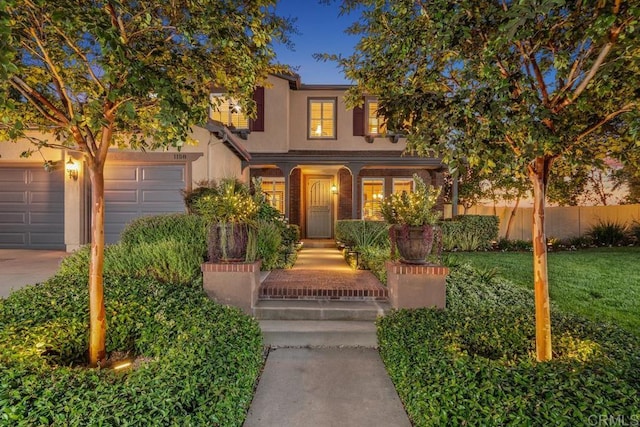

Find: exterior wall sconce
331;184;338;195
66;158;79;181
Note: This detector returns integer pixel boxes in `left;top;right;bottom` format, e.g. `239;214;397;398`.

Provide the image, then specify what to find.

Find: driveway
0;249;68;298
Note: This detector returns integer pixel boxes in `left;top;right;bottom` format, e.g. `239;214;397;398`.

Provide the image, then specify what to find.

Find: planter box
385;262;449;309
201;261;261;315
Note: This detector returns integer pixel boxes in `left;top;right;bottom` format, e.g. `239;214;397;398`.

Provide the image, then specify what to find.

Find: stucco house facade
0;74;445;251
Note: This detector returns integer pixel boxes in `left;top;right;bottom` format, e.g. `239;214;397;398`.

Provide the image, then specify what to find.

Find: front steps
254;299;390;321
259;320;379;348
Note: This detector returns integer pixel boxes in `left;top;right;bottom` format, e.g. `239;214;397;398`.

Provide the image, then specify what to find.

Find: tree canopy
334;0;640;360
0;0;292;366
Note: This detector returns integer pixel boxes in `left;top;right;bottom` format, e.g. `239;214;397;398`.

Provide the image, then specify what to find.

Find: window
392;178;414;194
366;99;386;135
210;94;249;129
308;98;336;139
260;178;285;214
362;178;385;220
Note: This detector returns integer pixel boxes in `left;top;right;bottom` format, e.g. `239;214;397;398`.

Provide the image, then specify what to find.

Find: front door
306;177;332;238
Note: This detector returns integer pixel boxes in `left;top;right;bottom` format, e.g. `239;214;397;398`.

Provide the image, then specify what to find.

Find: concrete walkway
244;347;411;427
0;249;68;298
245;243;411;427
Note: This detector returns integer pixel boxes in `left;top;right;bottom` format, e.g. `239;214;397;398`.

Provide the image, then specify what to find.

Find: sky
273;0;359;85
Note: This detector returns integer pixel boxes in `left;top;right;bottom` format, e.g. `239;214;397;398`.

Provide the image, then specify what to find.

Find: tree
442;165;491;214
0;0;291;367
334;0;640;361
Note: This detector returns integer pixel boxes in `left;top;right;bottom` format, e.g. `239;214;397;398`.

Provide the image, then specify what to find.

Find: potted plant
381;174;442;264
192;178;258;262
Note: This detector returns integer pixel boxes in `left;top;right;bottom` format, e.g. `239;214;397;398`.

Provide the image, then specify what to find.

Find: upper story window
210;94;249;130
308;98;336;139
392;178;414;194
366;99;386;135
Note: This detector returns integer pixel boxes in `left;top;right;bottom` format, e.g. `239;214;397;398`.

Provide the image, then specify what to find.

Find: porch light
66;158;78;181
331;184;338;195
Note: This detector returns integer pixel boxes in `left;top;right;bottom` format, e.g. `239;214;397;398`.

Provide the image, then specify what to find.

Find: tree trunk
88;161;107;367
529;156;553;362
504;196;520;240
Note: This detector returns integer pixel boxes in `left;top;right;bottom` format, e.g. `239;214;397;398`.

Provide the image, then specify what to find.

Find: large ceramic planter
390;224;436;265
208;222;251;262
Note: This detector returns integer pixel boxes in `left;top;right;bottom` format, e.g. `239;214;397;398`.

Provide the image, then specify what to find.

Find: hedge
377;263;640;426
440;215;499;251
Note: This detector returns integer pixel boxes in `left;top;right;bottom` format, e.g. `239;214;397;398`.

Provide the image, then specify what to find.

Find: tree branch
48;23;106;93
9;77;67;126
27;26;76;120
105;1;128;43
574;103;636;144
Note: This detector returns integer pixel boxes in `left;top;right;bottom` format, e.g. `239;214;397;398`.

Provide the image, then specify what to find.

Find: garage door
104;163;186;244
0;166;65;249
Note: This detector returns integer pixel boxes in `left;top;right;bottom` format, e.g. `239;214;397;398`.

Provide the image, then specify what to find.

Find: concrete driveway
0;249;68;298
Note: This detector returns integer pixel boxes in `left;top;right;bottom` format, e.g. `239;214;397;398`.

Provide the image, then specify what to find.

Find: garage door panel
0;192;28;203
0;169;28;182
106;190;139;204
0;212;27;224
0;167;64;249
30;211;64;225
105;166;138;181
142;166;184;182
104;163;186;244
141;189;183;203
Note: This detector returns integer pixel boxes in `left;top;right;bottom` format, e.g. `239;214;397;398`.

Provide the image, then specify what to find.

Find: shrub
0;275;263;426
59;235;205;285
357;245;394;283
120;213;208;248
335;220;389;248
377;263;640;426
254;220;283;270
587;219;629;246
440;215;498;251
495;237;533;251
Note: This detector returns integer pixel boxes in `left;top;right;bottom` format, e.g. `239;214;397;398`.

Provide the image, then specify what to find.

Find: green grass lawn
451;247;640;335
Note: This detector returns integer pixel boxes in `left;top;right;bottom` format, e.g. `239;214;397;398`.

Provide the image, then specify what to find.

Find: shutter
250;86;265;132
352;101;365;136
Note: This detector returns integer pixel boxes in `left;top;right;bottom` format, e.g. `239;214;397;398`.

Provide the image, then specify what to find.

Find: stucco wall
242;76;290;154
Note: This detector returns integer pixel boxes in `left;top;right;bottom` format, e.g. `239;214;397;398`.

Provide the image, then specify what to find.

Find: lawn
452;247;640;335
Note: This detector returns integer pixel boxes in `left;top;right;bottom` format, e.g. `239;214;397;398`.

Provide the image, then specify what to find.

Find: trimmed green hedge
377;263;640;426
0;273;263;426
440;215;499;251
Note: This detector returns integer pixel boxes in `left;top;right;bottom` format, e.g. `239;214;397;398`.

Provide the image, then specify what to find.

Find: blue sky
273;0;358;84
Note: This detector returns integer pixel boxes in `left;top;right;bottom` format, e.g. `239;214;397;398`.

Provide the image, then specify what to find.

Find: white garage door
0;166;65;249
104;163;186;244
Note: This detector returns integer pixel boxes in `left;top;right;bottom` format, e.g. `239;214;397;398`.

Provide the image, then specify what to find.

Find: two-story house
0;73;445;250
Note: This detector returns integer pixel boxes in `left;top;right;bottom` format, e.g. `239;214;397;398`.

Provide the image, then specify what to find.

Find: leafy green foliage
381;174;441;226
59;213;209;285
0;274;263;426
335;220;389;249
587;219;629;246
440;215;499;251
377;263;640;426
193;178;259;224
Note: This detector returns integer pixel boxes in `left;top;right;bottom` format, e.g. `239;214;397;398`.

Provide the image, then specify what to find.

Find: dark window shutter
250;86;265;132
352;101;364;136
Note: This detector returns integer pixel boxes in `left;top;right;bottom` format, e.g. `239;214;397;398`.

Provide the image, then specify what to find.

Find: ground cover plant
0;214;264;426
453;248;640;335
377;263;640;426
